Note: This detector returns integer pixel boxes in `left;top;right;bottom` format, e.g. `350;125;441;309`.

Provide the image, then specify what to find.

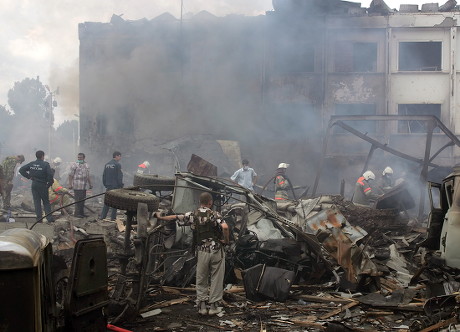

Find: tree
2;77;55;154
8;77;53;125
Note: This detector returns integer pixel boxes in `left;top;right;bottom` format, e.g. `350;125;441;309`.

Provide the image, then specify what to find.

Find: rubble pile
97;174;460;331
4;171;460;331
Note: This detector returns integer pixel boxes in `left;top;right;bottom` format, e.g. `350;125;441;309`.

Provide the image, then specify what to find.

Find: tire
133;174;175;192
104;188;160;212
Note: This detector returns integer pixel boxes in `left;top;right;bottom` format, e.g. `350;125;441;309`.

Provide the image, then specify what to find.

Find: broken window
398;104;441;133
399;42;442;71
334;42;377;72
96;114;107;136
334;104;376;133
274;41;315;73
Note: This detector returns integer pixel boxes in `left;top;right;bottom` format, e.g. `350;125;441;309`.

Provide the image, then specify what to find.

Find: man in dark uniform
100;151;123;221
19;150;55;223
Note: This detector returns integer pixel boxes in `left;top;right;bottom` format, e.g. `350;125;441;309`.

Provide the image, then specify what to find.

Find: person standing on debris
352;170;380;207
52;157;62;181
19;150;55;223
230;159;257;191
155;192;230;316
0;154;25;210
274;162;291;200
68;153;93;218
100;151;123;221
137;160;150;174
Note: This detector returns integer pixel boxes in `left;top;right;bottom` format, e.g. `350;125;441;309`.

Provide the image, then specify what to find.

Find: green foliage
8;77;48;119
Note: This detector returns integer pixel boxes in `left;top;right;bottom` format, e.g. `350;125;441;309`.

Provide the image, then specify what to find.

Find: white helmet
53;157;62;164
363;170;375;181
278;162;290;169
383;167;393;176
143;161;150;168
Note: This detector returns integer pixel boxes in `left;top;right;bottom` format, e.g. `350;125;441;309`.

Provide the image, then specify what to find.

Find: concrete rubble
2;171;460;331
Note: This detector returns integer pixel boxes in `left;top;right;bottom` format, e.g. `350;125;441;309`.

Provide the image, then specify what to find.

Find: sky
0;0;445;125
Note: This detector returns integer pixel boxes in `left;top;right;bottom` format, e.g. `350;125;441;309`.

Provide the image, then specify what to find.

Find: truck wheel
133;174;175;191
104;188;160;212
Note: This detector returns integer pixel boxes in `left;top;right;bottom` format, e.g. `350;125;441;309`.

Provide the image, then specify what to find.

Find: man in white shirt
230;159;257;191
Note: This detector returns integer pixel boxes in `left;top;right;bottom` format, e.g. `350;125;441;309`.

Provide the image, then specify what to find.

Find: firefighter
352;170;380;207
274;162;290;200
137;161;150;174
52;157;62;181
380;166;394;192
49;171;72;215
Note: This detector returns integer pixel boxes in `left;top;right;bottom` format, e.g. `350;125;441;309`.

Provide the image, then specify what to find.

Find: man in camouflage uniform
0;154;25;210
156;192;230;316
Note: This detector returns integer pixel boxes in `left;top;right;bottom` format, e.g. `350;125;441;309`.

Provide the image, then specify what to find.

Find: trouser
32;181;54;222
0;180;12;209
3;182;13;209
73;189;87;216
196;248;225;304
100;187;117;220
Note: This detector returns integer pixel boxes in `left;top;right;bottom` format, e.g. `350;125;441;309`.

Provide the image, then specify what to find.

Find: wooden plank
293;294;353;304
320;301;358;319
420;317;457;332
141;297;190;312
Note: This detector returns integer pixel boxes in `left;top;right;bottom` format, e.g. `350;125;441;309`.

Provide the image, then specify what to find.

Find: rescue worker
49;170;72;215
380;166;394;192
0;154;25;210
19;150;55;223
352;170;379;207
68;153;92;218
137;161;151;174
100;151;123;221
274;162;290;200
155;192;230;316
230;159;257;191
52;157;62;181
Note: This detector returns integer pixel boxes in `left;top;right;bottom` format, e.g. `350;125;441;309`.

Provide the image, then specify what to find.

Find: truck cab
0;228;108;332
425;165;460;268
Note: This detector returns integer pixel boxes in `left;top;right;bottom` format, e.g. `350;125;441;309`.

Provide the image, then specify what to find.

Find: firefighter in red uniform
274;163;290;200
352;170;379;207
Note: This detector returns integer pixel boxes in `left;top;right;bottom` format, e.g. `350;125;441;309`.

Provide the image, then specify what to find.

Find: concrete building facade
78;1;460;193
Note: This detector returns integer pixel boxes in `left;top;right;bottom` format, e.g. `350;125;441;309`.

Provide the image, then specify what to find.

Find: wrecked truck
0;228;108;332
424;164;460;269
108;171;389;321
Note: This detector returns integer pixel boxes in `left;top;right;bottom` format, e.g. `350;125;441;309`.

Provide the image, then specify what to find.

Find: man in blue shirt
230;159;257;191
100;151;123;221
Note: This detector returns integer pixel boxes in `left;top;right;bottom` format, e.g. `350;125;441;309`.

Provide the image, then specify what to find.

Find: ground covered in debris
6;173;459;332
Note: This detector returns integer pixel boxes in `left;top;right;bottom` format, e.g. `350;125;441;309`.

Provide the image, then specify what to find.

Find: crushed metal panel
65;237;108;331
373;183;415;211
302;208;376;282
186;154;217;177
172;176;205;214
303;208;367;243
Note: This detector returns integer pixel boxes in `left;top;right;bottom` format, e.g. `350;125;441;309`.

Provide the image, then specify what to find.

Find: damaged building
79;0;460;199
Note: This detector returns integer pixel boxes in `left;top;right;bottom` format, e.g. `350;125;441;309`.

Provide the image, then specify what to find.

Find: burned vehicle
107;171;388;321
424;164;460;268
0;228;108;332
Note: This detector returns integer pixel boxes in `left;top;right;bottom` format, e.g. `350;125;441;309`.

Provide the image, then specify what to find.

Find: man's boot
198;301;208;316
208;302;222;316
